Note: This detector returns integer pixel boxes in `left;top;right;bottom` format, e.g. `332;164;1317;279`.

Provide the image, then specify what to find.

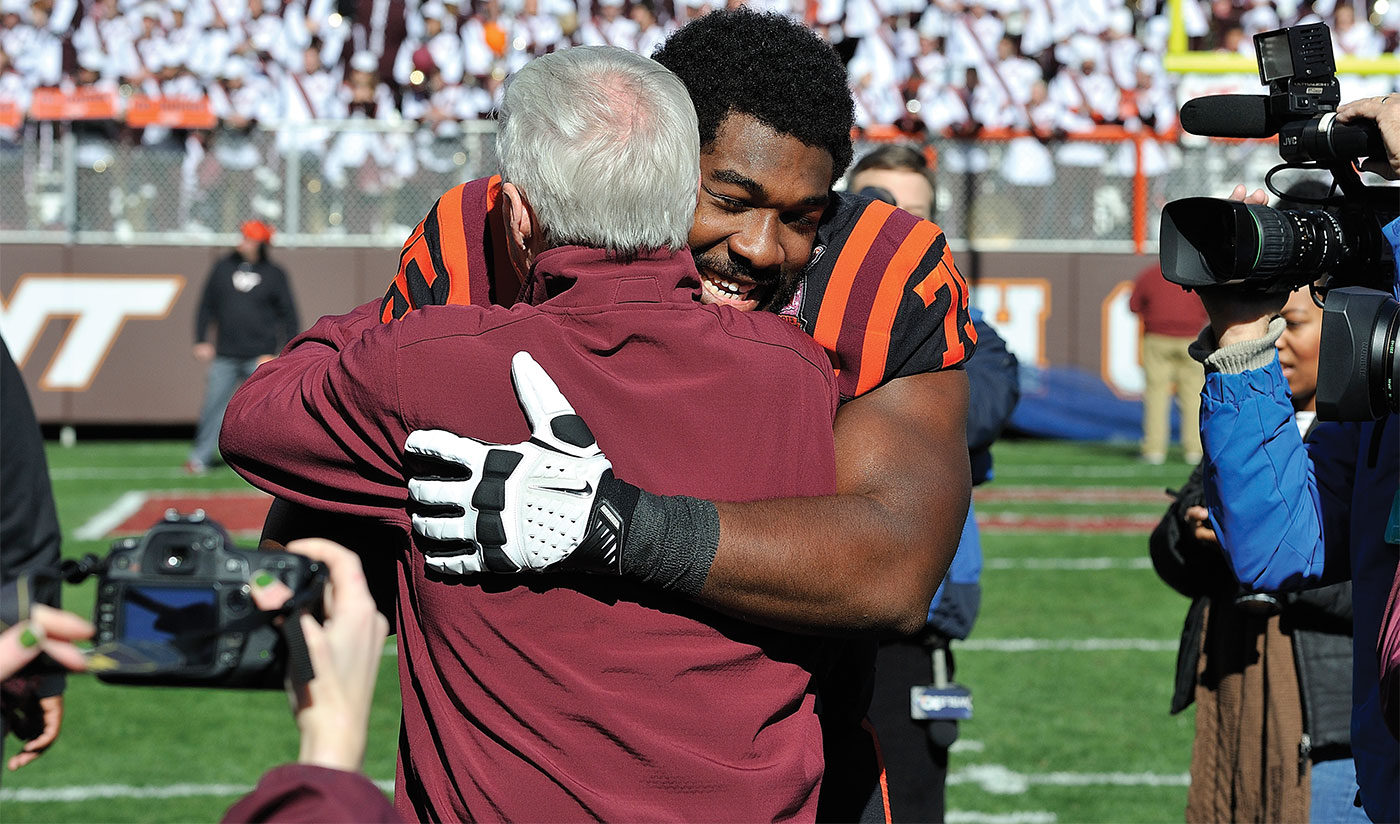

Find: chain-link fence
2;122;1291;251
1;119;499;248
854;132;1299;254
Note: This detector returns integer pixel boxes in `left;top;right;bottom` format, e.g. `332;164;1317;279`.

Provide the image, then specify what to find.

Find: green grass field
2;438;1205;823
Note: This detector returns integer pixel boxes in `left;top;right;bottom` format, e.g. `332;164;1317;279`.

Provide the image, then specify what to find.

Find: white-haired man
221;46;842;821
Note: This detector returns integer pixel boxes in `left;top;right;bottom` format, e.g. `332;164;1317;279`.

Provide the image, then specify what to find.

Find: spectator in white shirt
631;0;670;57
10;0;60;86
1103;6;1142;91
577;0;639;50
460;0;506;79
395;1;464;85
501;0;565;73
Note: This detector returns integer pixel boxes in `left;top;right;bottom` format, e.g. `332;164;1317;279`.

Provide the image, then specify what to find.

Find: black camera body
90;511;324;689
1161;22;1399;421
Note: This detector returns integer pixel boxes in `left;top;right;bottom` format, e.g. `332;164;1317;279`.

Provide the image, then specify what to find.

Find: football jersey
382;178;977;401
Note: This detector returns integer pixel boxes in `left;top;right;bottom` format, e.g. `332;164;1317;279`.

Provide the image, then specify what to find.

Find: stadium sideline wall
1;244;1157;425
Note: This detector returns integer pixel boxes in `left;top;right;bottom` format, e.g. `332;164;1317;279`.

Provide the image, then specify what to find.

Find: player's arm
409;358;970;636
700;369;970;635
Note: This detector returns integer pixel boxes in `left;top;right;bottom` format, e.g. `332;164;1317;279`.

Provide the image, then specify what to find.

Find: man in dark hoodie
188;219;299;474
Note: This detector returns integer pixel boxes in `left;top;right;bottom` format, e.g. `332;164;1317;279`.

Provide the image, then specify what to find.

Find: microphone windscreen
1180;95;1275;138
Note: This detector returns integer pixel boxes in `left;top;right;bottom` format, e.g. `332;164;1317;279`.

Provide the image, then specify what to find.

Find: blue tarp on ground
1008;364;1181;443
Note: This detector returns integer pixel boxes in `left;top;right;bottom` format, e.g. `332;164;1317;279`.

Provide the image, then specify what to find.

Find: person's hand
1193;184;1286;347
1;606;93;772
1336;94;1400;180
1183;505;1220;547
193;342;216;363
248;539;389;773
404;351;623;577
7;695;63;771
0;605;92;682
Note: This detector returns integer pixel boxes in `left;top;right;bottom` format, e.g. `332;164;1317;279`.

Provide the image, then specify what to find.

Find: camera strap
267;573;326;689
277;612;316;689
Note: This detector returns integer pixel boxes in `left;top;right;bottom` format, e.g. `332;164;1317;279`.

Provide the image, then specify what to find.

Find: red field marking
975;487;1172;504
112;491;273;537
977;512;1160;532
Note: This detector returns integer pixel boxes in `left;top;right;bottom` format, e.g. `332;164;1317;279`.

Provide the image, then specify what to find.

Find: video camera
1159;22;1399;421
26;511;325;689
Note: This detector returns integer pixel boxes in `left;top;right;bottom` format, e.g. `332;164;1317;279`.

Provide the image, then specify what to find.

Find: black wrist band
600;477;719;596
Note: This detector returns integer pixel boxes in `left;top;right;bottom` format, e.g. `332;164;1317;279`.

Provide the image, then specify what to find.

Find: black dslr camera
79;511;325;689
1159;22;1398;421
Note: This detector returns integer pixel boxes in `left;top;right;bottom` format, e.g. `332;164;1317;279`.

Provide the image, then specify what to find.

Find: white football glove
405;351;623;576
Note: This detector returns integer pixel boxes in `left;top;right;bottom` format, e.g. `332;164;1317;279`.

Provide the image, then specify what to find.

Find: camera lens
226;587;251;615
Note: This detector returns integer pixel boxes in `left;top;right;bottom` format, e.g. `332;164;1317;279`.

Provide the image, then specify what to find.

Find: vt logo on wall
972;277;1146;398
1;275;185;390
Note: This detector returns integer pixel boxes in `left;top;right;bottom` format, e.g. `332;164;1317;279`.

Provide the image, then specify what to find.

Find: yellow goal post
1161;0;1400;75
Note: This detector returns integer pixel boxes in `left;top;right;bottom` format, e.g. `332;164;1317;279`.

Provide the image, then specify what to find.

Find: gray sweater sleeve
1188;316;1286;374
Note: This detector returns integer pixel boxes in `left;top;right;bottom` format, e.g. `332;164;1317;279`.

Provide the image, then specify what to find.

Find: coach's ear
502;182;543;275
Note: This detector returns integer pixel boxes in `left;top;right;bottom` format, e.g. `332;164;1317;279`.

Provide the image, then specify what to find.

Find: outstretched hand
404;352;624;577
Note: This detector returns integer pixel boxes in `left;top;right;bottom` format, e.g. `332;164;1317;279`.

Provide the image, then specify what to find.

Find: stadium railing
0;116;1282;253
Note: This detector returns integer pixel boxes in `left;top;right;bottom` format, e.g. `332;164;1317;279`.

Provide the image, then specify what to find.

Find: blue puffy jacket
1200;218;1399;823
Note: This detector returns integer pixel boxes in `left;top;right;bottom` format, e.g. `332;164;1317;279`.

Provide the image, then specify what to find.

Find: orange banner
0;99;20;130
125;95;217;129
30;87;119;121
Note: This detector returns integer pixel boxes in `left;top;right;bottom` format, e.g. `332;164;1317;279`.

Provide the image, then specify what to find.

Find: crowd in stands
0;0;1396;235
2;0;1397;137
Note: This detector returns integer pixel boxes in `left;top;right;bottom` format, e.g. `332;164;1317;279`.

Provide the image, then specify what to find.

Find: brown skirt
1186;601;1310;823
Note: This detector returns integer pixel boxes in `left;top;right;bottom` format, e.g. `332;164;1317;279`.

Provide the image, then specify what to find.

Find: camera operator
1189;95;1399;823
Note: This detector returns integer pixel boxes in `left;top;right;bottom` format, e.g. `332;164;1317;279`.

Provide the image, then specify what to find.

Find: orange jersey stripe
853;220;940;396
439;184;472;307
811;199;898;357
860;716;893;824
387;219;429;315
484;175;502;210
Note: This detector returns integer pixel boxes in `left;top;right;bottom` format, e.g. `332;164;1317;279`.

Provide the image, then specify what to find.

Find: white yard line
385;639;1181;658
1;780;395;803
3;769;1186;804
50;467;210;480
948;764;1190;794
73;491;148;540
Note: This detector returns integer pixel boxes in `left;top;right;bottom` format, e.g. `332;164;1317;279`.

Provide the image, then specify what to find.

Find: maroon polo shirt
1129;264;1209;339
222;245;840;822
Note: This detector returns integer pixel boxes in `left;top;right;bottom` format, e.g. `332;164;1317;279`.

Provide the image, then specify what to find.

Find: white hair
497;46;699;256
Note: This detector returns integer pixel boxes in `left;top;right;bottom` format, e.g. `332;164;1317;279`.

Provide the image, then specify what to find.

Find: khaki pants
1140;332;1203;459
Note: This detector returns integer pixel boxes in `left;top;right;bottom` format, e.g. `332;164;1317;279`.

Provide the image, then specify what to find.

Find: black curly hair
651;8;855;184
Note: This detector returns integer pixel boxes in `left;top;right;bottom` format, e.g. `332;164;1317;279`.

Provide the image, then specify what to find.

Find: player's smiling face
688;112;832;313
